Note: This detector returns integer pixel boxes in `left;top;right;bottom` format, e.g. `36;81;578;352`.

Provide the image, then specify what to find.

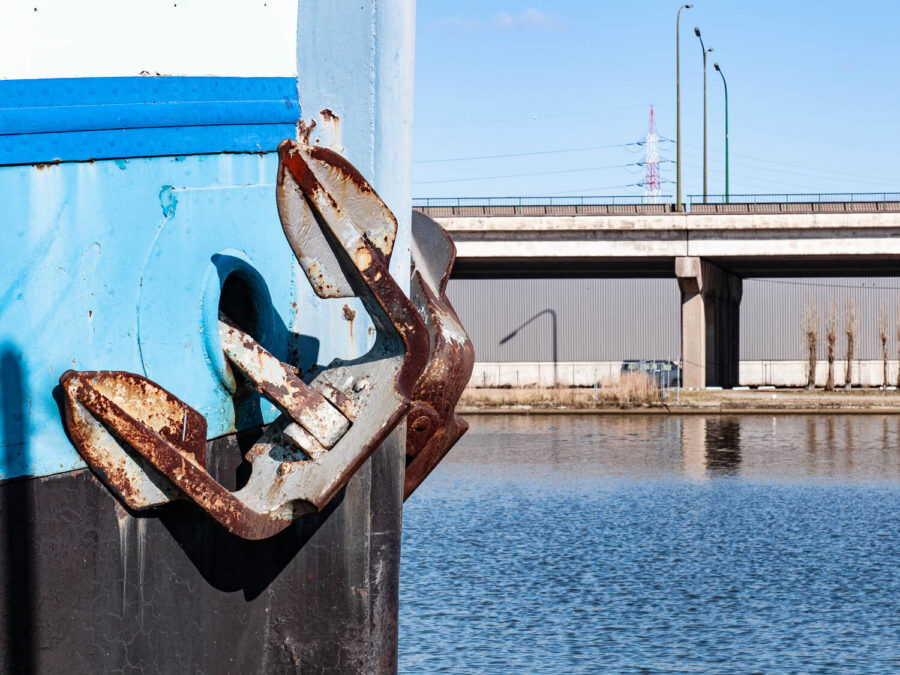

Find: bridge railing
413;196;673;207
413;194;900;216
688;193;900;215
413;195;676;217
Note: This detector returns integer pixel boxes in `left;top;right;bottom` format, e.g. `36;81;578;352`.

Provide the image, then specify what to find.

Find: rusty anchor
403;211;475;500
60;140;430;540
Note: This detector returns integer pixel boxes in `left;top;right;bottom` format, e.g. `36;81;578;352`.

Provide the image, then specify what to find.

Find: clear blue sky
413;1;900;200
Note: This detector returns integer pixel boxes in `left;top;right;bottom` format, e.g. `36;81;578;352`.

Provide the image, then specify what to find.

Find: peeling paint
158;185;177;219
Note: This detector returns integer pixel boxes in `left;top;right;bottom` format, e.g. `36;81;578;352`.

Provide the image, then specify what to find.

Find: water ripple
399;414;900;673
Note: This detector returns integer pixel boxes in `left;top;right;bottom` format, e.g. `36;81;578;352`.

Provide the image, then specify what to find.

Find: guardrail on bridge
413;194;900;217
412;196;676;217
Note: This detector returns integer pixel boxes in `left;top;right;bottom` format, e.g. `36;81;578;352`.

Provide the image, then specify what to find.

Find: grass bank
460;379;900;414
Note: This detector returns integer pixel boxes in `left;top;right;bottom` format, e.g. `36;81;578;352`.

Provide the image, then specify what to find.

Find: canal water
398;414;900;674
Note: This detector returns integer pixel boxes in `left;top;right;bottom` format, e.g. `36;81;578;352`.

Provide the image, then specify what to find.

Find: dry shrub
896;304;900;389
609;372;659;407
460;387;584;408
459;373;660;409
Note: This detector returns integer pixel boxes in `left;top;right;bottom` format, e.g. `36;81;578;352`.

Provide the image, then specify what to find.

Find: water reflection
845;416;857;474
826;415;836;474
806;416;817;473
680;416;707;479
441;413;900;482
705;418;741;477
401;413;900;674
679;416;745;479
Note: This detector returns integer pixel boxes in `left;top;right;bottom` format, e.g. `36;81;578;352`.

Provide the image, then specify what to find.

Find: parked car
621;360;682;388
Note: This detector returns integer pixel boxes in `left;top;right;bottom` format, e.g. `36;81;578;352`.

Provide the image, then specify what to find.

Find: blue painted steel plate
0;77;299;165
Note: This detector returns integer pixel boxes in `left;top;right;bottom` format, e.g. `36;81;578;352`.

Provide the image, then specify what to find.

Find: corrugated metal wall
447;278;681;362
449;276;900;363
741;278;900;360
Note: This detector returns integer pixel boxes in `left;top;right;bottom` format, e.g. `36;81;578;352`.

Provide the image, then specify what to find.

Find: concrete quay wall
470;360;900;389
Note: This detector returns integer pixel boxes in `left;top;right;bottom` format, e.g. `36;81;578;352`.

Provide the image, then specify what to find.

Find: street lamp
676;3;693;212
499;309;558;387
694;27;712;204
714;62;729;203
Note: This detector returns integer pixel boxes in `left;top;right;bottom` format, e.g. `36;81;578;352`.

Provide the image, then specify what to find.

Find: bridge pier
676;256;742;388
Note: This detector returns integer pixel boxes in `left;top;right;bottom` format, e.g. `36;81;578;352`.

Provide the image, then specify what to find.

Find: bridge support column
676;257;742;388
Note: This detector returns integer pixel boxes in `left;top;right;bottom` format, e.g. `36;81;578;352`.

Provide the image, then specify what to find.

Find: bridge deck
432;208;900;278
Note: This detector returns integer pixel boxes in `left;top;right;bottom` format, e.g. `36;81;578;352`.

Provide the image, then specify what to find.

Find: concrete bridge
418;198;900;389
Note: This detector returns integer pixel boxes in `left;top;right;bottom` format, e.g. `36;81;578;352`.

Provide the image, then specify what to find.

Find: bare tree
879;308;889;391
803;303;818;390
896;304;900;389
844;298;859;390
825;301;837;391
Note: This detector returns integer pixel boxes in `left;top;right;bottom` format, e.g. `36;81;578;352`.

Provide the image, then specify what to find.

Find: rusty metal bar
219;319;349;448
277;140;430;395
403;212;475;500
60;370;292;539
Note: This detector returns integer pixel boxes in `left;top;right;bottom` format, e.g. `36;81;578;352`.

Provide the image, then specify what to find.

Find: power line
676;152;874;192
415;131;896;191
651;104;891;154
541;183;644;195
413;162;641;185
667;136;891;184
417;103;651;130
414;141;643;164
755;278;900;291
665;135;898;186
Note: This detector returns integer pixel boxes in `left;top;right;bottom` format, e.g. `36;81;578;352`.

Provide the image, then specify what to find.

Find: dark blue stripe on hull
0;76;299;164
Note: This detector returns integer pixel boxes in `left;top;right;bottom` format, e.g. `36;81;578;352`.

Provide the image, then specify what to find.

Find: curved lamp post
500;309;558;387
676;4;693;212
714;62;729;203
694;27;713;204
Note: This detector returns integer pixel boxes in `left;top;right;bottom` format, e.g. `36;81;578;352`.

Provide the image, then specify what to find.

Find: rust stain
317;382;358;421
342;303;356;340
296;119;316;144
220;320;349;449
59;369;291;539
278;139;428;394
403;219;475;500
307;144;373;195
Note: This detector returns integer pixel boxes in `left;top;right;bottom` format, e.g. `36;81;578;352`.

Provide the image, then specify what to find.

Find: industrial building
450;275;900;388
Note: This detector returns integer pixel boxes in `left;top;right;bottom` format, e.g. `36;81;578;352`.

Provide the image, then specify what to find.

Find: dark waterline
399;414;900;674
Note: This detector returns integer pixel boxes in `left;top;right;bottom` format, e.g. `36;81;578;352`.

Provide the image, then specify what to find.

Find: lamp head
685;3;693;7
714;62;721;71
694;27;701;36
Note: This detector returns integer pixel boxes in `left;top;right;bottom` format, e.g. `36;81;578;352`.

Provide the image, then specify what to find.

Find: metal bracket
403;211;475;500
60;141;430;540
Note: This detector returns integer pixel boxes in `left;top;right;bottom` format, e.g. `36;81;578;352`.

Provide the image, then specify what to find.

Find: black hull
0;429;404;674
